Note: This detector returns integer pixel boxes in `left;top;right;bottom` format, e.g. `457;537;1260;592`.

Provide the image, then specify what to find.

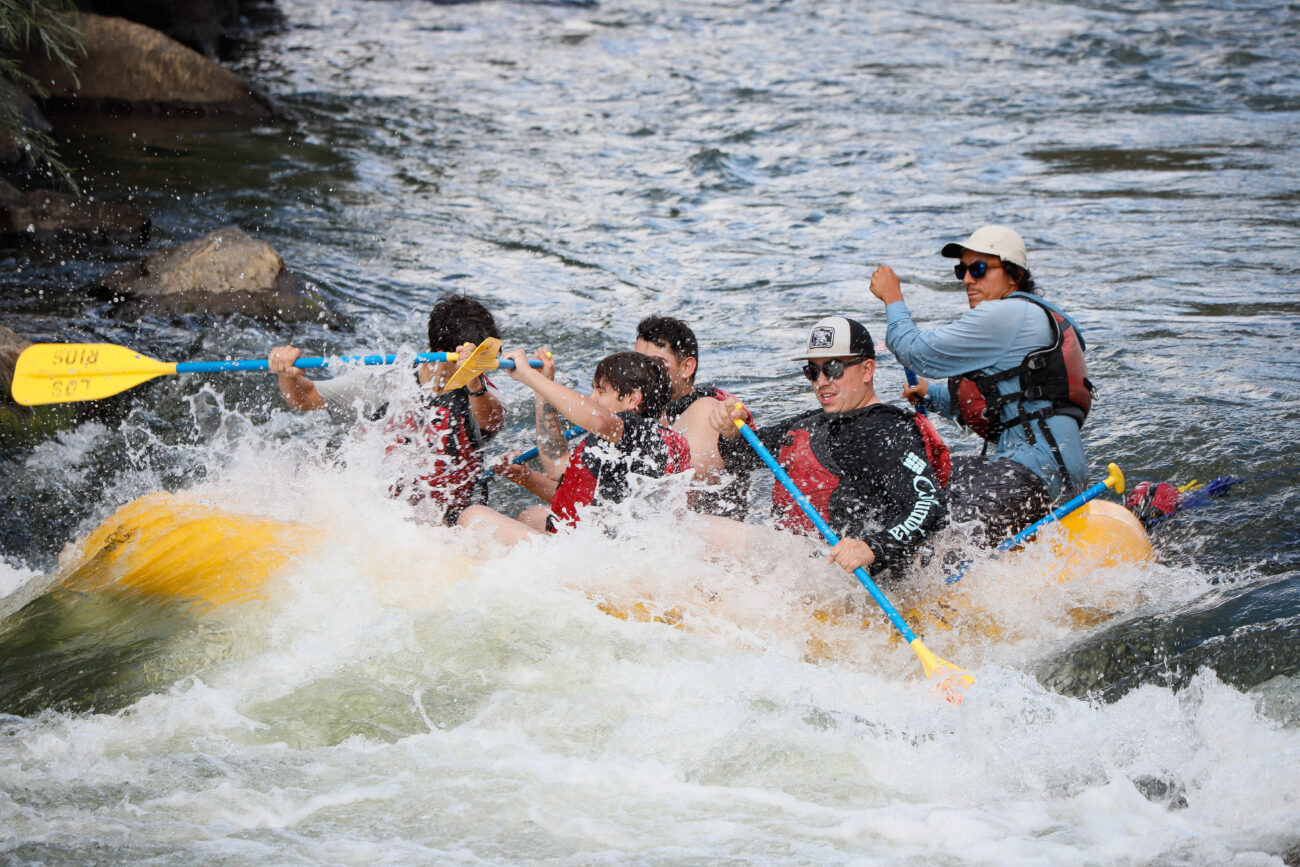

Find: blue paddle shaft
904;367;927;417
480;428;585;482
174;354;542;373
735;422;920;644
997;478;1111;553
944;476;1114;584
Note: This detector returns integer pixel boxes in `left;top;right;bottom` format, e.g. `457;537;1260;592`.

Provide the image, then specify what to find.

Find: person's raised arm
528;348;571;479
268;345;325;411
506;349;625;445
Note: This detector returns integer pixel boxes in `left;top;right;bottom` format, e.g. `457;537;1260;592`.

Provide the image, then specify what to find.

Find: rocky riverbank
1;1;338;437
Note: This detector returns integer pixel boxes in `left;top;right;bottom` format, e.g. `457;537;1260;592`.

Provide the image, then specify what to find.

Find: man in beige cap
869;226;1093;543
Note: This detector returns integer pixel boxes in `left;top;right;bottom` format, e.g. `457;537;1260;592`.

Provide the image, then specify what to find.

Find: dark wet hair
593;351;671;418
1001;262;1038;295
427;295;500;352
636;315;698;374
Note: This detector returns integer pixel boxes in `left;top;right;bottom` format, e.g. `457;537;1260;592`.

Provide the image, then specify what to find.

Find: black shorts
947;456;1051;545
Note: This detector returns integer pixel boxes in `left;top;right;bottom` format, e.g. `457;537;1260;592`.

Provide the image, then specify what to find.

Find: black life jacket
548;414;692;530
384;387;485;525
663;385;753;426
947;293;1093;489
771;405;949;535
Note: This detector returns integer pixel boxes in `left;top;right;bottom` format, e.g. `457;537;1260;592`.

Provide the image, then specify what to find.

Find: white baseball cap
941;225;1027;269
793;316;875;360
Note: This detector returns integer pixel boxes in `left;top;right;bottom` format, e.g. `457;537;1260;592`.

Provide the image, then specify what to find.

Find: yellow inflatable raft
52;491;1154;618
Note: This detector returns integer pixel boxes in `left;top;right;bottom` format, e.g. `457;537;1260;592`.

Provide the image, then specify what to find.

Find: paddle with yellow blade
443;338;551;391
10;339;543;406
729;401;974;705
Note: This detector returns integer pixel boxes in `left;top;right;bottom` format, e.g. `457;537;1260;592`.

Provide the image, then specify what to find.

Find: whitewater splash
0;403;1296;862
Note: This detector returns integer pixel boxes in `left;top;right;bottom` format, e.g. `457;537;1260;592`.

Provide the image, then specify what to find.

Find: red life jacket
548;414;692;530
948;293;1092;487
384;388;484;524
771;408;948;534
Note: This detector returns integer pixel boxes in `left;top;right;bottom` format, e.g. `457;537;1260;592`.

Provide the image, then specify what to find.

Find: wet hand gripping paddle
478;426;585;482
10;339;542;406
904;367;926;417
731;402;974;704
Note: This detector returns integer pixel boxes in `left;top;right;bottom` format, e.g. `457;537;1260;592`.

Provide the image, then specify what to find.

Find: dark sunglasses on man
801;357;867;382
953;261;1002;280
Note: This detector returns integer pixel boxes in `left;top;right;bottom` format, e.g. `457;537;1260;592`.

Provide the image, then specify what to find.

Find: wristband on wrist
466;378;487;396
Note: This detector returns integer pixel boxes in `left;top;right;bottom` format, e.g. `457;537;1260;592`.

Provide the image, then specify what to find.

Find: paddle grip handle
734;420;919;644
904;367;927;417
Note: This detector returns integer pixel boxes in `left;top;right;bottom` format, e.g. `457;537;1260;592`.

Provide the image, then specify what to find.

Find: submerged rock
1034;572;1300;701
23;13;280;120
0;178;150;249
84;226;341;325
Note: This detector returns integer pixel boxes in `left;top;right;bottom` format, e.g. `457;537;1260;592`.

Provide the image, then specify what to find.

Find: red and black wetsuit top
383;387;486;525
718;403;948;576
663;384;755;519
548;411;692;531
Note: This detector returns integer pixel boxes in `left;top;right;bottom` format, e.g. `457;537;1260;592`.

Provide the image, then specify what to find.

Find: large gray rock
85;0;244;59
85;227;340;324
24;13;279;120
0;177;150;248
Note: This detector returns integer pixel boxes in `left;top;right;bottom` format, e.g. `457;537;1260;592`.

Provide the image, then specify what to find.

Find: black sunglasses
954;261;1002;280
801;357;867;382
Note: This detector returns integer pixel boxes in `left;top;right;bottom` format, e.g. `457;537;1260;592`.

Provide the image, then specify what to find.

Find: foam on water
1;441;1297;863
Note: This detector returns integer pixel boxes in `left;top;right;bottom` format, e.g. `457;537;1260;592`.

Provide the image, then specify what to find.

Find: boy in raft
267;295;506;525
705;316;950;578
633;315;754;518
456;349;691;546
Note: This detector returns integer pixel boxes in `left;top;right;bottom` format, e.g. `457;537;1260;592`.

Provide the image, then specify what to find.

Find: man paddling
633;315;753;518
706;316;949;578
267;295;506;525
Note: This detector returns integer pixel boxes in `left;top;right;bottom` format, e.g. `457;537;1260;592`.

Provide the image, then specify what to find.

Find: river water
2;0;1298;862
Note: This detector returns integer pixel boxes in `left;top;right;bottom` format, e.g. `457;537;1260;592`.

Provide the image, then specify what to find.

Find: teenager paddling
457;349;691;547
634;315;753;518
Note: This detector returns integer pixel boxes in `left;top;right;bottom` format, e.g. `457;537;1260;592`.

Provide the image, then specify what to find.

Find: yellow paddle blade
444;337;504;391
11;343;178;406
909;638;975;705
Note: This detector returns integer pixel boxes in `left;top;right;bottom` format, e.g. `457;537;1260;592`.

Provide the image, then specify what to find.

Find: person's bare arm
522;348;571;479
268;345;325;411
677;397;725;483
507;348;624;445
494;452;560;502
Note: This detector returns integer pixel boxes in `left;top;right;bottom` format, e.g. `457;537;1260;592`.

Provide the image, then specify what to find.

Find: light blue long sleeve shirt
885;295;1089;498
